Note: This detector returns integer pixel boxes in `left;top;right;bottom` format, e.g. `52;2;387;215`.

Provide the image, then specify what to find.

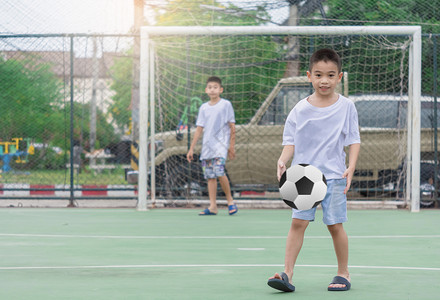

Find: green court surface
1;208;440;300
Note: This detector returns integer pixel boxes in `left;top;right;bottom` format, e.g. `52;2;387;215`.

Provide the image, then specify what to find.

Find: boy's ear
338;72;343;82
306;71;312;81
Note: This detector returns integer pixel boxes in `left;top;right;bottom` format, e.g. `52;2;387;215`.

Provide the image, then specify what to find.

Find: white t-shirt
196;98;235;160
283;95;361;179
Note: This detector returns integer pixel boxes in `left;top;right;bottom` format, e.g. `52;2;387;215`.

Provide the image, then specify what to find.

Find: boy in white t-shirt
187;76;237;216
268;49;361;292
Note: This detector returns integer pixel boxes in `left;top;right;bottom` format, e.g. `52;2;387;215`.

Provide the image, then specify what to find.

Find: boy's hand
342;167;355;194
277;160;287;181
186;149;194;162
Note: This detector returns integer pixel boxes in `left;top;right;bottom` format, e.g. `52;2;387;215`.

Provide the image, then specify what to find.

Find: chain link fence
0;34;137;201
0;32;439;206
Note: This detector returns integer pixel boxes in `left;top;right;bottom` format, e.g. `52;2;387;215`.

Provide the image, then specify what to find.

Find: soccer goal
138;26;422;212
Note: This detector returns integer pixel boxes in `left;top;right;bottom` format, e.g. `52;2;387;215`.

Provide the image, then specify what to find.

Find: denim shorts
291;178;347;225
202;157;226;179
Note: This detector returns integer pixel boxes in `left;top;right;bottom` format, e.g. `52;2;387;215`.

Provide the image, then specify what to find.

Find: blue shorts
291;178;347;225
202;157;226;179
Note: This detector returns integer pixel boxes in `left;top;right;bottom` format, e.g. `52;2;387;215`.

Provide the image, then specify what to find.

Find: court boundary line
0;264;439;271
1;233;440;239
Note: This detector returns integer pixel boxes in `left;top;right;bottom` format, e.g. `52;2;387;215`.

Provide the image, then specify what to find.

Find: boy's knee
327;223;344;234
218;175;230;184
291;218;309;231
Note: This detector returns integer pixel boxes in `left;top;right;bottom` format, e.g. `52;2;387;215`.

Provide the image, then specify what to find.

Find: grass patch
0;167;130;185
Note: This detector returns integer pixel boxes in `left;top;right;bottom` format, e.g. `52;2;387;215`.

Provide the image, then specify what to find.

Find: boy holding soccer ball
268;49;361;292
187;76;238;216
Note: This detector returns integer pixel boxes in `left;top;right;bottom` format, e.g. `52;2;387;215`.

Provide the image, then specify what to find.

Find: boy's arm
186;126;203;162
277;145;295;181
228;122;236;160
342;143;361;194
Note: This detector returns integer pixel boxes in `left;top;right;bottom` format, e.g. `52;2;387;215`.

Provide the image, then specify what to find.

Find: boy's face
307;60;342;98
205;81;223;100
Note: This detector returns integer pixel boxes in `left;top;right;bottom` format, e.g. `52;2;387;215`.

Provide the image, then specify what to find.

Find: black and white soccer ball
279;164;327;210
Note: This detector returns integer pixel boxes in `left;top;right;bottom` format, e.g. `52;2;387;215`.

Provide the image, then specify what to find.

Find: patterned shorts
202;157;226;179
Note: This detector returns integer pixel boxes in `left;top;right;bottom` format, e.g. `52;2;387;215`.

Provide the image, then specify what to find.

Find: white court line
237;248;265;251
1;233;440;239
0;264;439;271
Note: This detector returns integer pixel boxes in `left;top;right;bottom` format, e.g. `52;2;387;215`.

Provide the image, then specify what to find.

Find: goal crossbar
138;25;422;212
141;25;420;36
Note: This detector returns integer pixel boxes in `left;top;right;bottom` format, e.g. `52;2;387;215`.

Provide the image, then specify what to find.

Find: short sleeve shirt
283;95;360;179
196;98;235;160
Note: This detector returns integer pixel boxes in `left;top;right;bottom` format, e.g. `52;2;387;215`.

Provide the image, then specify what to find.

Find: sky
0;0;288;35
0;0;138;34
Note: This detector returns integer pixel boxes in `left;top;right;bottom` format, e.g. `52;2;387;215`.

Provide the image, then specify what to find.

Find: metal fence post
433;36;438;206
68;35;75;207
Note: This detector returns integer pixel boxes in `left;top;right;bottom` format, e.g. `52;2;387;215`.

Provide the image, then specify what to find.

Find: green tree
322;0;440;32
69;101;120;151
152;0;285;127
155;0;270;26
109;0;287;132
0;57;120;165
108;51;133;133
318;0;440;94
0;58;65;145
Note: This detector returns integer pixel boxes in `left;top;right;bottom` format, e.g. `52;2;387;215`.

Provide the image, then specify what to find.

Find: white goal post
138;26;422;212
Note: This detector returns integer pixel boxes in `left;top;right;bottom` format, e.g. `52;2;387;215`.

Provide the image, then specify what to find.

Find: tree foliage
322;0;440;33
0;56;120;158
320;0;440;95
0;58;65;145
108;51;133;133
69;101;119;151
155;0;270;26
151;0;285;127
108;0;440;133
109;0;286;131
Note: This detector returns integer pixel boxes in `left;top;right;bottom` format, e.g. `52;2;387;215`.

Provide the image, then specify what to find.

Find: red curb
82;184;108;196
30;184;55;195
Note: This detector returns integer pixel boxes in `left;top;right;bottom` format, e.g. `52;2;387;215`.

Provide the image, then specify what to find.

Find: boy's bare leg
218;175;234;206
270;218;309;283
206;178;218;213
327;223;350;288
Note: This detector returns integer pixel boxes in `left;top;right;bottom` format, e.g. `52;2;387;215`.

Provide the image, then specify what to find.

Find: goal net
138;26;422;212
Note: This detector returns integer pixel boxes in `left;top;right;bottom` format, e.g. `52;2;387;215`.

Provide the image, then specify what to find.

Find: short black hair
309;48;342;73
207;76;222;86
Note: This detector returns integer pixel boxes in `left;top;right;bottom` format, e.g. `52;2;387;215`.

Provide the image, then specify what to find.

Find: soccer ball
279;164;327;210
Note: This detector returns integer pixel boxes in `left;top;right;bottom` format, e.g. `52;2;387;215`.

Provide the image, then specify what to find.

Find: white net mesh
144;30;418;202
